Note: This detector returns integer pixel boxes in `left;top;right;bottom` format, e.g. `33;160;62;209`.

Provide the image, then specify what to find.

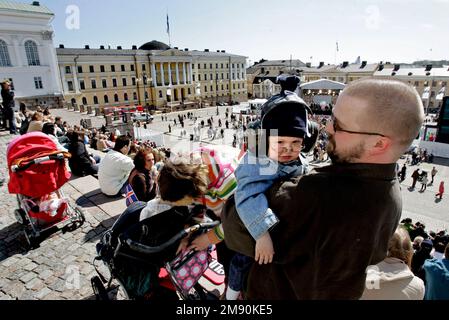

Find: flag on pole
166;14;170;35
125;183;138;207
336;42;339;52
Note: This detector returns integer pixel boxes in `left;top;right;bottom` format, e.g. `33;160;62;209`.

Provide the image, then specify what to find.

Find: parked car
132;112;154;122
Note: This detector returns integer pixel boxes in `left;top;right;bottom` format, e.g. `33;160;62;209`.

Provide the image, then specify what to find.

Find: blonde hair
387;227;413;268
342;78;424;151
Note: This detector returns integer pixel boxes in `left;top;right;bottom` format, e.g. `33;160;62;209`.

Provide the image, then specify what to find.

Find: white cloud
421;23;435;29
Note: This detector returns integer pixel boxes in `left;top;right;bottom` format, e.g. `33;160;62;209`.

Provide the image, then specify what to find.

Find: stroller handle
122;221;219;255
11;153;66;172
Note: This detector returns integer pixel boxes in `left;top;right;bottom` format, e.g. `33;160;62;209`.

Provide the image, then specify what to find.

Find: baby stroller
91;202;224;300
7;132;85;248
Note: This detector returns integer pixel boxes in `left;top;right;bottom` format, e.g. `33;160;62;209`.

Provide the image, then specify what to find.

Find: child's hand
188;233;211;251
255;232;274;265
176;238;189;255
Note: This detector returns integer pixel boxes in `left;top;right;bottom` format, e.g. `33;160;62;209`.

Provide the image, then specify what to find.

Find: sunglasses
331;114;386;137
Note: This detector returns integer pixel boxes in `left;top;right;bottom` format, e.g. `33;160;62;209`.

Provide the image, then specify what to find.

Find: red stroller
7;132;85;248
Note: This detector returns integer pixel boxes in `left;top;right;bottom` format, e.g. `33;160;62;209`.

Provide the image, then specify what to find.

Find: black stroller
91;201;221;300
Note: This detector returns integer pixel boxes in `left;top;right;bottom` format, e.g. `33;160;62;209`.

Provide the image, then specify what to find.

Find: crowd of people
3;76;448;300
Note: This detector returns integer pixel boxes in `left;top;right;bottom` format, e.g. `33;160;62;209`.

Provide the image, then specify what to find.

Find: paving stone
35;287;52;300
38;269;54;281
19;271;37;283
23;262;38;271
0;292;13;300
6;282;25;298
19;290;37;300
1;257;19;267
24;278;41;290
48;278;66;292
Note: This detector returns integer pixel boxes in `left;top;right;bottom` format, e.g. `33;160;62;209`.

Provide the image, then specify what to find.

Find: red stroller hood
7;132;71;197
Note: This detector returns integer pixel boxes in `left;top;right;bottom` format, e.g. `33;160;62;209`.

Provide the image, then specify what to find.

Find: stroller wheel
91;276;109;301
14;209;28;225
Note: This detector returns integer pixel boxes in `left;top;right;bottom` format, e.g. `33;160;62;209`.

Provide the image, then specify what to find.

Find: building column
168;62;172;85
182;62;187;85
160;62;165;86
151;63;157;87
175;62;180;85
189;63;193;84
59;65;68;92
72;65;80;93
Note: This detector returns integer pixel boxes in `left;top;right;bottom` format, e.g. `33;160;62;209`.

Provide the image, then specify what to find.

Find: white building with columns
0;1;63;108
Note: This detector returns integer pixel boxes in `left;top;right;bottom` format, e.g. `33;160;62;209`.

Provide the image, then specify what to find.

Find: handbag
167;249;211;294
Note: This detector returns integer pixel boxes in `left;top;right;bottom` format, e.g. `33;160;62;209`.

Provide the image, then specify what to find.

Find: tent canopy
300;79;346;90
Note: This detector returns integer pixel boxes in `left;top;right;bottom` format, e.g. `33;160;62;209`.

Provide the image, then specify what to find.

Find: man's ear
370;137;392;155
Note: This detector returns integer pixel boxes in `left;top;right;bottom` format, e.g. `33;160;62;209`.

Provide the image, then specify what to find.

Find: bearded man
222;78;424;299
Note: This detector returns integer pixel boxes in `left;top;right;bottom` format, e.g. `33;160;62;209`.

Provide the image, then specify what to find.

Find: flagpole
166;11;171;47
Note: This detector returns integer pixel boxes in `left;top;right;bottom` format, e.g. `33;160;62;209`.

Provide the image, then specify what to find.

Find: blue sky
42;0;449;65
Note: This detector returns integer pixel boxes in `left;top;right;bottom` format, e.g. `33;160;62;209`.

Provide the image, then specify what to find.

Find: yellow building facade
57;44;247;112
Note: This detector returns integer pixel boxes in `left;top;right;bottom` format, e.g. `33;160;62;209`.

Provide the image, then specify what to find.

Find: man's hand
255;232;274;265
188;233;211;251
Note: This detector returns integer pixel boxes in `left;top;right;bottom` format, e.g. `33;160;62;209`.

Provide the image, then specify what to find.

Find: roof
139;40;170;50
56;48;154;56
336;63;379;73
255;59;306;67
374;66;449;78
300;79;346;90
189;50;246;59
0;0;53;15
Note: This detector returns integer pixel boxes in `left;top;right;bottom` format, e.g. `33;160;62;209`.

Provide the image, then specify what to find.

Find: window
100;65;105;72
91;79;97;89
124;93;128;101
159;90;162;98
142;64;146;71
198;64;201;69
226;64;229;68
104;95;109;103
204;86;207;93
131;64;135;72
145;92;149;99
111;65;116;72
205;74;207;80
80;80;85;90
210;74;213;80
193;74;195;82
65;66;71;74
112;78;117;87
0;40;11;67
34;77;43;89
77;66;83;73
114;94;119;102
25;40;40;66
93;96;98;104
238;83;240;89
132;77;136;86
102;79;107;88
82;97;87;105
89;65;94;73
210;64;213;69
221;84;224;90
188;88;191;95
432;81;437;87
221;73;224;80
198;74;201;81
67;81;74;91
232;64;235;68
216;63;218;69
204;64;207;69
122;78;127;87
221;63;223;69
133;92;138;101
121;65;125;72
210;85;213;91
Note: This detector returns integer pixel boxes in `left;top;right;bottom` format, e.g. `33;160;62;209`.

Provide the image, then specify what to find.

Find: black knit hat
262;102;308;138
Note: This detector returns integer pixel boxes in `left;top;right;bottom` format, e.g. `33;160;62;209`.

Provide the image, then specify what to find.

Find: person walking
400;163;407;182
420;173;428;192
435;181;445;200
431;166;437;184
411;169;420;189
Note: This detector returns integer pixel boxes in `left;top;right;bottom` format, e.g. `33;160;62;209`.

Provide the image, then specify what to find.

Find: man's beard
326;135;365;164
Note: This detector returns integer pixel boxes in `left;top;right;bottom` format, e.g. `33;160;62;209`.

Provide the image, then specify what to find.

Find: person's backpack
19;117;30;135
